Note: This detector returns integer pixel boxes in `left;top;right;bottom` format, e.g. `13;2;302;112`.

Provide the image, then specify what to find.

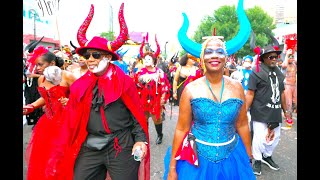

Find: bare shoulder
62;70;77;82
38;75;45;85
223;75;244;99
185;76;205;95
224;75;242;89
62;70;73;78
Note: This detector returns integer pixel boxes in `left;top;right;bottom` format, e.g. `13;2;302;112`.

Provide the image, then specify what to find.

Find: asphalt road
23;103;297;180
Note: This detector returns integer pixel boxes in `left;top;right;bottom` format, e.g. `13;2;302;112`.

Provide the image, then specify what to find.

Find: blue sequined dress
164;97;255;180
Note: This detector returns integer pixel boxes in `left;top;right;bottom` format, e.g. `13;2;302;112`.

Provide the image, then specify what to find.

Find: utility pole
164;41;169;59
108;2;113;32
29;9;38;41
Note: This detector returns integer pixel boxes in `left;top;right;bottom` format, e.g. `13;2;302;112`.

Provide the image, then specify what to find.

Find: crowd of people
23;0;297;179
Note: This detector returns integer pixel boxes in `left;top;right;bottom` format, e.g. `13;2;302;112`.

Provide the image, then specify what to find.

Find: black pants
74;131;140;180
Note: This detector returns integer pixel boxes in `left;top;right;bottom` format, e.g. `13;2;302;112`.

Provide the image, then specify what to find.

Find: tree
192;5;276;59
100;31;115;41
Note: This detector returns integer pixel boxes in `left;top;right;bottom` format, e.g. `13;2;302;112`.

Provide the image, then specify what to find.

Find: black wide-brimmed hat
250;30;282;60
250;30;282;72
260;44;282;58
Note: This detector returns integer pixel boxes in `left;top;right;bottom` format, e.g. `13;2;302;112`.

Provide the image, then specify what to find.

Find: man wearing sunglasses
45;3;150;180
246;41;291;175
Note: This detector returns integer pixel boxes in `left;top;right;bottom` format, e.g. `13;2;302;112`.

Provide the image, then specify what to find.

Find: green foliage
100;31;115;41
179;49;187;57
192;5;276;59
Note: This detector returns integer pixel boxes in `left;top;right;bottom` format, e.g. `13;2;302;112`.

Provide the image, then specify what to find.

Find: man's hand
266;128;275;143
132;142;147;161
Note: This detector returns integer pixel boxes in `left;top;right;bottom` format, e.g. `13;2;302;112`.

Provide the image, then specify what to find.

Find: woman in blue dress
164;0;255;179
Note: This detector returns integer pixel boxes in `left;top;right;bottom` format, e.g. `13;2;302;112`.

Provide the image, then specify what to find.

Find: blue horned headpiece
177;0;251;58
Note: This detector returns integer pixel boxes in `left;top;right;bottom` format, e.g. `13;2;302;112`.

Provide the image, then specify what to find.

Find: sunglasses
267;55;278;60
288;55;295;59
83;52;106;60
64;59;72;64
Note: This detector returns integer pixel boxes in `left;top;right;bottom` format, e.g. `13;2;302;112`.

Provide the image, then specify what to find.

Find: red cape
49;64;150;180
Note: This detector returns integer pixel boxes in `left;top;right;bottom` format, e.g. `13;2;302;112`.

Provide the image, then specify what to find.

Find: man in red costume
45;3;150;180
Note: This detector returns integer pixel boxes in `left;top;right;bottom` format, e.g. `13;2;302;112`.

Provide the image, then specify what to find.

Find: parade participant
164;0;255;179
230;55;254;94
172;53;199;106
130;54;144;76
23;46;77;180
63;45;80;72
167;53;180;105
23;37;45;127
182;56;203;88
113;47;130;75
247;31;290;175
282;48;297;126
241;55;253;95
53;49;73;71
70;54;88;79
134;35;171;145
44;4;150;180
156;56;170;121
226;54;238;76
68;43;88;79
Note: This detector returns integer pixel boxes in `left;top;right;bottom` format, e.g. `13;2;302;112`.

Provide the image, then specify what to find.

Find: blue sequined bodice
191;97;243;162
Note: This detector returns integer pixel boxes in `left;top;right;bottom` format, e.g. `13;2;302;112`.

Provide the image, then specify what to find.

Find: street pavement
23;102;297;180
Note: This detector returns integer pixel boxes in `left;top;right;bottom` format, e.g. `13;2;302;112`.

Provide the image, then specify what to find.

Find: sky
25;0;297;58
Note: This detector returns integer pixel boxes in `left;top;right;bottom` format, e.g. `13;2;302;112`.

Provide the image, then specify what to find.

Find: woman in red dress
23;46;77;180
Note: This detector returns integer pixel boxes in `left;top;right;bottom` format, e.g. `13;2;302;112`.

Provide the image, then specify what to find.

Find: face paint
92;57;110;74
143;55;153;66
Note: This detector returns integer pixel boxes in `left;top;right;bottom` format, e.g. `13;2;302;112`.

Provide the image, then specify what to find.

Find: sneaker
252;160;261;176
262;155;280;170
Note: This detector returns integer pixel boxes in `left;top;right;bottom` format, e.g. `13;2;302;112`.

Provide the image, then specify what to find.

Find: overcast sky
27;0;297;56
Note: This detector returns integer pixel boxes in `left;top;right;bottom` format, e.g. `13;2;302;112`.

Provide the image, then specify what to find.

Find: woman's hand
23;104;35;115
173;93;177;100
58;97;69;106
167;168;178;180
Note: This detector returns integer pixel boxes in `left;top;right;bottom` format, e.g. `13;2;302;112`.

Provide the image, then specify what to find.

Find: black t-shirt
248;64;285;123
